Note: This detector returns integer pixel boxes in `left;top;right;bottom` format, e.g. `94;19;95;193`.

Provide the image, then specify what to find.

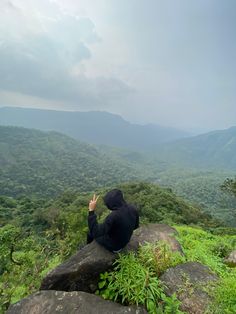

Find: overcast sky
0;0;235;131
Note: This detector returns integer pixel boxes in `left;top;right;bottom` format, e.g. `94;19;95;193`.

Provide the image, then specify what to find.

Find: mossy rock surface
160;262;218;314
7;290;147;314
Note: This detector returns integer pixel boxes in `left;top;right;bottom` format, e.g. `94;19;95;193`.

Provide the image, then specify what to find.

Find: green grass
175;225;236;314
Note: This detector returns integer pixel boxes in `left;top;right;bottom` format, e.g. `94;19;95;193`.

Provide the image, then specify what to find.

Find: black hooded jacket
88;189;139;252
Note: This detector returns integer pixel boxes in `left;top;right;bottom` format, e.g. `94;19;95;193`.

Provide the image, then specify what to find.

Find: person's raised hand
89;194;99;211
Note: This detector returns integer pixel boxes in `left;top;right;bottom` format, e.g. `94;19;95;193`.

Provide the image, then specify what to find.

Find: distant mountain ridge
156;126;236;170
1;107;236;171
0;107;190;151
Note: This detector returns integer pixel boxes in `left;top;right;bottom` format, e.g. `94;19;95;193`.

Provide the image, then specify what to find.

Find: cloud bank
0;0;235;130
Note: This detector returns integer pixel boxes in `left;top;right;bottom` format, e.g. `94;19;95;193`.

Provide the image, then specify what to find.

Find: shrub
97;244;186;314
138;242;185;276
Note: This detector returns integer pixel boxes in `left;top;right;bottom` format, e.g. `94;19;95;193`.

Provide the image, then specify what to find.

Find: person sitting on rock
87;189;139;253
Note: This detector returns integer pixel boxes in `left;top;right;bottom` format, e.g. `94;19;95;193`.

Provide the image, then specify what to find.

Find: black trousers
86;232;122;253
87;232;94;244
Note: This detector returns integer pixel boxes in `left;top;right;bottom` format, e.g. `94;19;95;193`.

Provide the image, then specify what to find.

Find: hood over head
104;189;126;210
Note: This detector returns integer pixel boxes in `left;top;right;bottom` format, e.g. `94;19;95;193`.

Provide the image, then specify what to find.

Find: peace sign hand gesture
89;194;100;211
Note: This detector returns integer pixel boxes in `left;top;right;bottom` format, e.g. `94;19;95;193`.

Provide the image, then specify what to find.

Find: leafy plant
97;248;185;314
138;242;185;276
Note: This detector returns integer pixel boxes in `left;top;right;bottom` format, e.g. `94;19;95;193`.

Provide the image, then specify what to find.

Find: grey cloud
0;5;131;107
0;38;131;105
1;0;235;131
52;16;101;45
1;0;17;10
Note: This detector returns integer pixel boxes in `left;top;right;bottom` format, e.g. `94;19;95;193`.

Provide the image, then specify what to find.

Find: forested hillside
101;144;236;226
1;108;236;173
0;125;235;226
0;126;153;197
156;126;236;170
0;182;223;311
157;168;236;227
0;107;189;150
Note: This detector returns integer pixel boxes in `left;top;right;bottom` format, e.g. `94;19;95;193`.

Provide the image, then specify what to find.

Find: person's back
87;189;139;252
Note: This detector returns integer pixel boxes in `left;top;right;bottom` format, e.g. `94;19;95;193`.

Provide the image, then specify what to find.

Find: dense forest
0;182;226;311
97;145;236;227
1;107;236;171
157;168;236;227
1;126;235;227
0;126;151;197
1;125;236;313
155;126;236;170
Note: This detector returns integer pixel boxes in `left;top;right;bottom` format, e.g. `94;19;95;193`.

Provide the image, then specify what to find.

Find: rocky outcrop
41;224;183;293
127;223;183;254
160;262;218;314
7;224;185;314
41;240;115;293
6;290;147;314
224;250;236;267
6;223;223;314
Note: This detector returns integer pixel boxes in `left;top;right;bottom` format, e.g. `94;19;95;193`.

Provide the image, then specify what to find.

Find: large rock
127;223;183;254
41;241;115;292
7;290;147;314
41;224;183;293
160;262;218;314
224;250;236;267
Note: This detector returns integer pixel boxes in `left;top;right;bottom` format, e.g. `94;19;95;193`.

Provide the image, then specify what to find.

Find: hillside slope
0;126;153;197
1;125;235;225
0;107;189;151
156;126;236;170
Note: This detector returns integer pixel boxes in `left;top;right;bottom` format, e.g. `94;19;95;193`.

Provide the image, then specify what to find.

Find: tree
221;178;236;197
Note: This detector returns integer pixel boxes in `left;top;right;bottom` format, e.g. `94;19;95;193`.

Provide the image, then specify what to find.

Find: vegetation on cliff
0;182;222;312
